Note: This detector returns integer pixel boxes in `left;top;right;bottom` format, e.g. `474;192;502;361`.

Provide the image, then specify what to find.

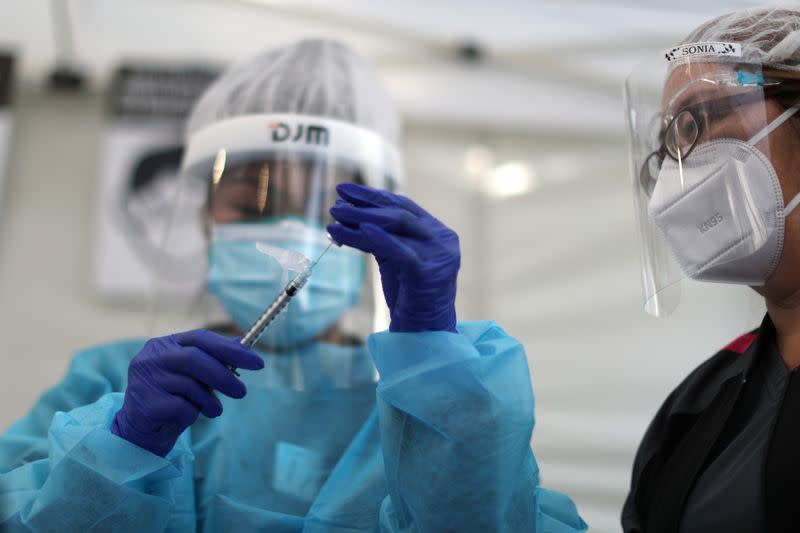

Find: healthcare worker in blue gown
0;39;587;532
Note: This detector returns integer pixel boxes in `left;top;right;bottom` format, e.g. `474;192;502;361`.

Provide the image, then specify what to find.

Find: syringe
227;237;338;375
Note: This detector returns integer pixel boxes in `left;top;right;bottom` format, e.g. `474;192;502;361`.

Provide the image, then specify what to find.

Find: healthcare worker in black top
623;7;800;533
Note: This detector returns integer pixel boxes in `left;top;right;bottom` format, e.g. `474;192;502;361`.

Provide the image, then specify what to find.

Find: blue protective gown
0;321;587;532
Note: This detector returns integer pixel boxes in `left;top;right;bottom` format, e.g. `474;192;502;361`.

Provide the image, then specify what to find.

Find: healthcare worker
0;39;586;532
623;8;800;533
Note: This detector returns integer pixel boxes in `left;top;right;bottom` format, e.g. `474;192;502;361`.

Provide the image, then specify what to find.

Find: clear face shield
625;42;800;316
154;114;403;389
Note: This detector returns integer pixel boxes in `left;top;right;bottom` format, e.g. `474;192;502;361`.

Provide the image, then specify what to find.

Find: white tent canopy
0;0;788;134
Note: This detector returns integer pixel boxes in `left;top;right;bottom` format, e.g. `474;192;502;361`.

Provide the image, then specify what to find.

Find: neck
766;299;800;370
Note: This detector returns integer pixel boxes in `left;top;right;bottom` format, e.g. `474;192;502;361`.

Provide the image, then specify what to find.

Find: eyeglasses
639;75;800;198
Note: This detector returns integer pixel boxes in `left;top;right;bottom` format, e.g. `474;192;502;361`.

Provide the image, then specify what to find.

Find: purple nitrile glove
111;329;263;456
328;183;460;333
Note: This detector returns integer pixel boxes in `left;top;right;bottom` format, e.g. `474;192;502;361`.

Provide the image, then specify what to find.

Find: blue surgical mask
207;222;364;349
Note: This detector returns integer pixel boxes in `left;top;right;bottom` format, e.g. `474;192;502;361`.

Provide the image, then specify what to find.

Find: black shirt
680;330;788;533
622;314;800;533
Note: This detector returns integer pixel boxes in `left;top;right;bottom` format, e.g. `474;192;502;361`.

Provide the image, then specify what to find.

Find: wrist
390;281;457;333
389;320;457;333
111;408;172;457
390;301;457;333
110;410;124;438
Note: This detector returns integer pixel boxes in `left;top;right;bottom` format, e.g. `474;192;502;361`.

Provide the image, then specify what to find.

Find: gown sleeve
368;321;588;532
0;340;196;532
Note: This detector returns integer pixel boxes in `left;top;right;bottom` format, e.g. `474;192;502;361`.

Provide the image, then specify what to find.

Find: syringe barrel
240;270;311;347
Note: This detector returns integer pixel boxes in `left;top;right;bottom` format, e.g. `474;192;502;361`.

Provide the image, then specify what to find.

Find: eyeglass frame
638;68;800;197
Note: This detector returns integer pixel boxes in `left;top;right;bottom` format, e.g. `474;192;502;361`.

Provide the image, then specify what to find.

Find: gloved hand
111;329;264;457
328;183;460;333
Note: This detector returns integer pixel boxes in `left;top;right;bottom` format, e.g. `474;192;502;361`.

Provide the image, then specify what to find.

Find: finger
337;183;431;218
164;347;248;399
329;205;433;240
158;372;224;418
360;223;420;268
147;394;200;428
172;330;264;370
171;396;202;428
383;193;431;218
327;223;375;253
336;183;389;208
329;204;359;229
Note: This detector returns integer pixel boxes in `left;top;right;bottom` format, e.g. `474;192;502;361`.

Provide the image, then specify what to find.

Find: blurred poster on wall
93;64;219;300
0;53;14;213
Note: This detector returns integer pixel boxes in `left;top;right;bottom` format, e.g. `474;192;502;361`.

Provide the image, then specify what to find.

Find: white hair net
185;38;400;143
682;7;800;70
